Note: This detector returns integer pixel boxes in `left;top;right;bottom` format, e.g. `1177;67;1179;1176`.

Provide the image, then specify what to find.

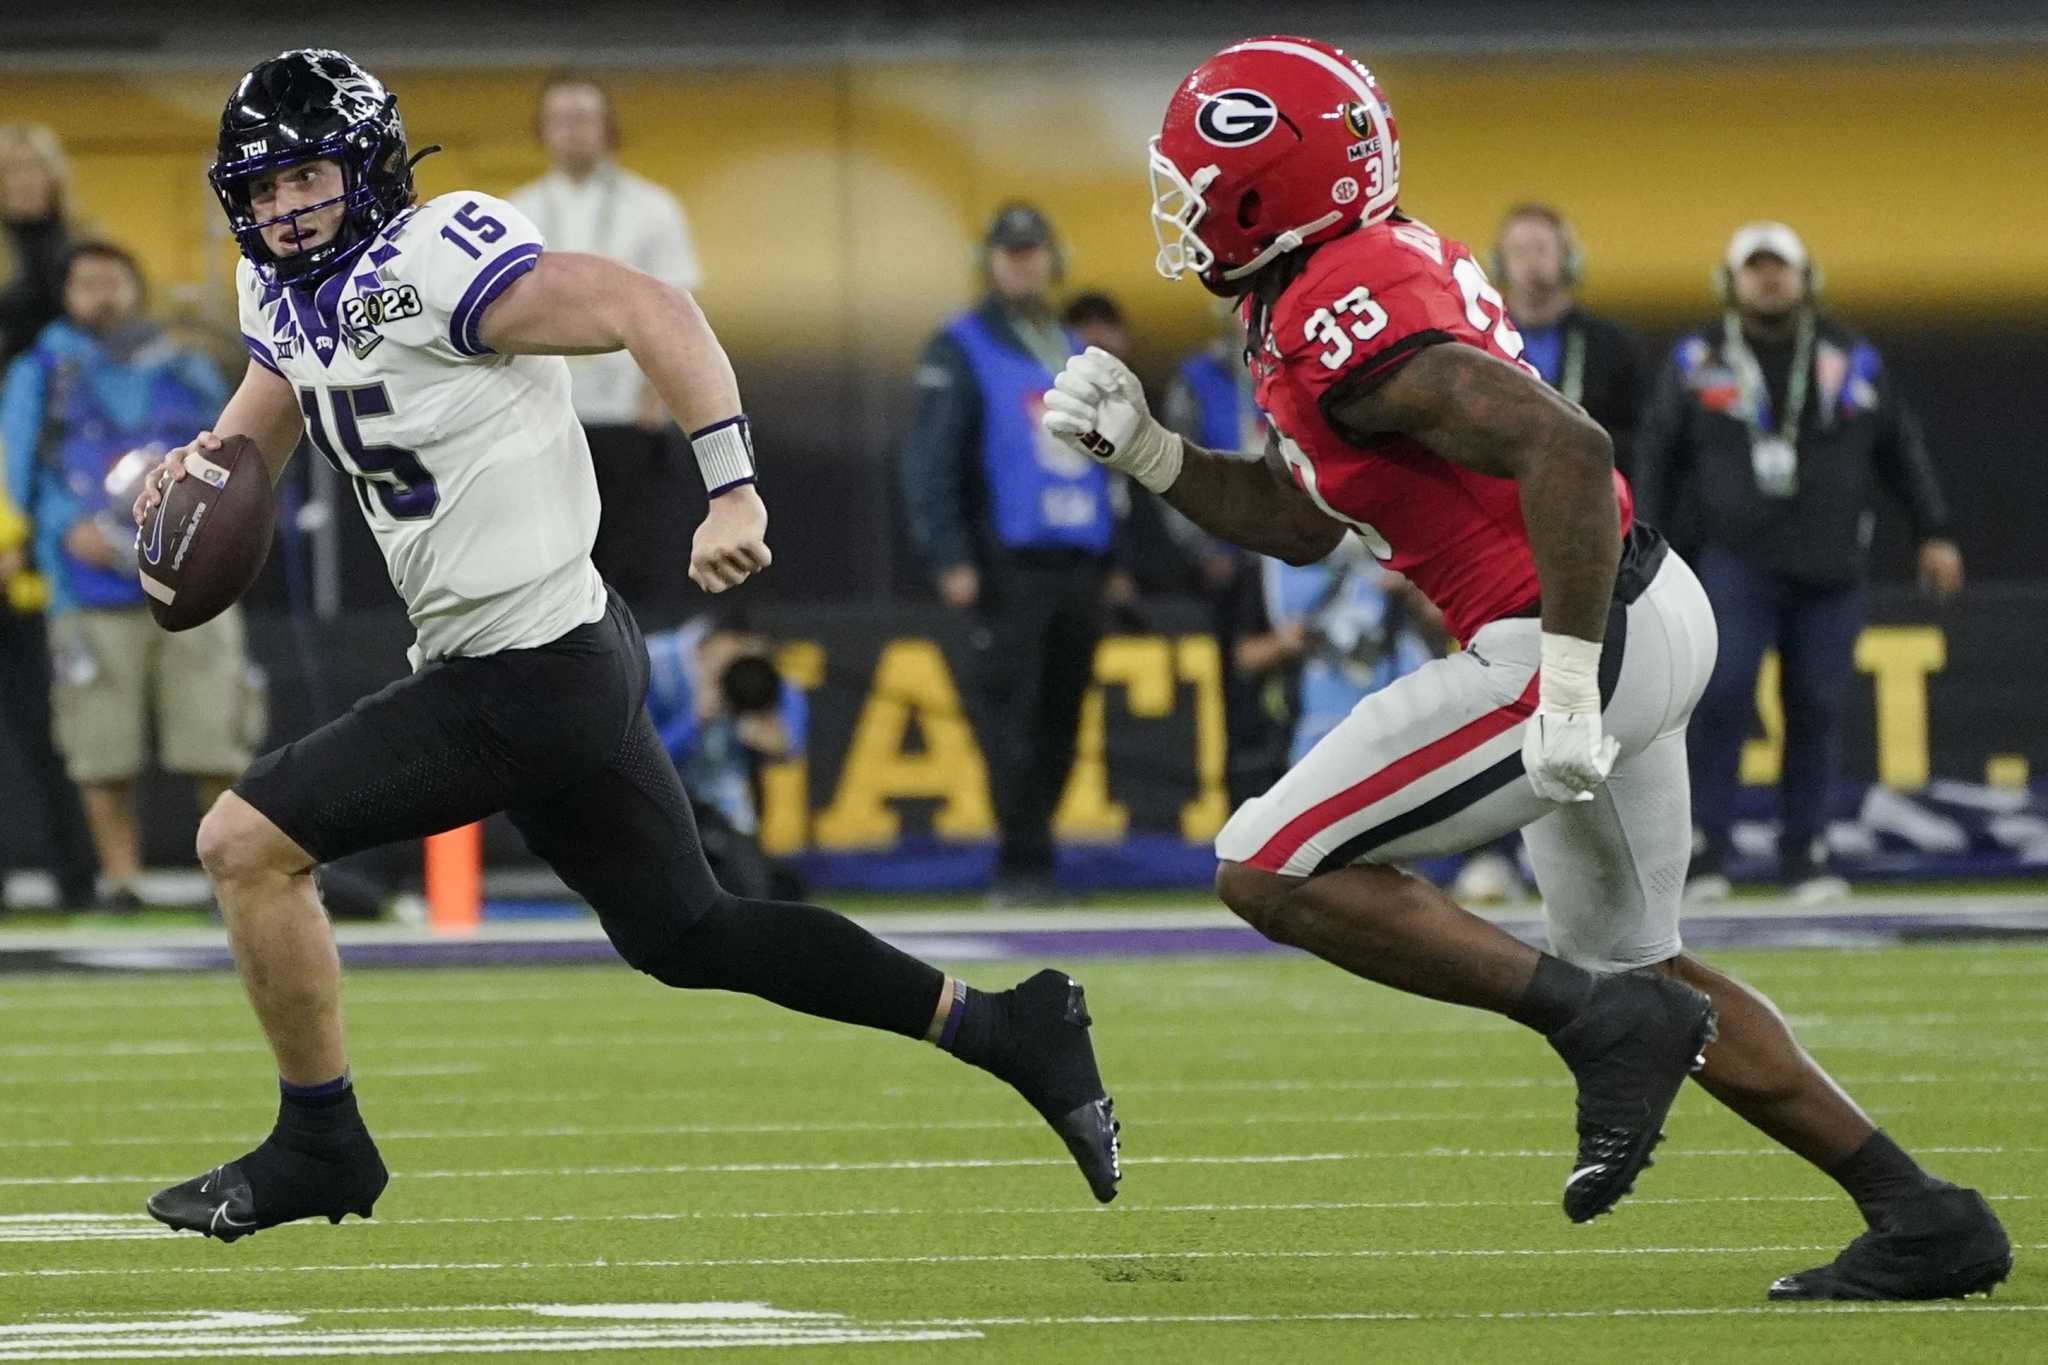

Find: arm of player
1042;347;1342;566
131;360;305;524
477;250;765;593
1323;343;1622;802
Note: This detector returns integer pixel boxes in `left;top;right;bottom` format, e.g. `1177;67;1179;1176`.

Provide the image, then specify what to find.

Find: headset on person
1713;222;1825;305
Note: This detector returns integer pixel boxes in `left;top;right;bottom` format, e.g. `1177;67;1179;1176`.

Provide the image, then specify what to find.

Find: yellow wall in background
6;50;2043;372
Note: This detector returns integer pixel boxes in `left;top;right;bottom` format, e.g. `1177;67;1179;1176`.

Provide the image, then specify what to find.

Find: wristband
689;415;756;496
1538;631;1602;716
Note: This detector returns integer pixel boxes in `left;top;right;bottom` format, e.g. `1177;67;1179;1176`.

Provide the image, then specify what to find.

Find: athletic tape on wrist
690;415;756;496
1125;426;1184;495
1538;631;1603;715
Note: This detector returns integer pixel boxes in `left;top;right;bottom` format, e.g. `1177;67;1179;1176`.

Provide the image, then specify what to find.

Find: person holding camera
643;612;806;902
1635;222;1962;903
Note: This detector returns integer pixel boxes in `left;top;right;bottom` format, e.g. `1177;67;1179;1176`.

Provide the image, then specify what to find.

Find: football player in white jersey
132;49;1119;1240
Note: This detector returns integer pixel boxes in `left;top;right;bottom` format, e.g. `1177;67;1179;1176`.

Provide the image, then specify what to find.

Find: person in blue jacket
1;242;252;910
899;202;1116;907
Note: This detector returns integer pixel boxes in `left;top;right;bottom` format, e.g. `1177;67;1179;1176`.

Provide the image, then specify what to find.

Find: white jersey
236;191;606;665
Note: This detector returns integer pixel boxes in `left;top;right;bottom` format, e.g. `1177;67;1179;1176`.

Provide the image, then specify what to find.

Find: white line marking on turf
11;1190;2043;1245
25;1099;2048;1151
4;1145;2030;1190
877;1303;2048;1329
0;1062;482;1088
0;1152;1355;1189
0;1109;1627;1150
12;1009;2040;1061
9;1244;2047;1280
0;1303;975;1358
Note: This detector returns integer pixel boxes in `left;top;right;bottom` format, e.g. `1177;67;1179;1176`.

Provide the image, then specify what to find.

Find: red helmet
1150;35;1401;294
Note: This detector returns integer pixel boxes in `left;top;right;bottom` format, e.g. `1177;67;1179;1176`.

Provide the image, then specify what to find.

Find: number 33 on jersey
1250;215;1635;644
236;191;603;655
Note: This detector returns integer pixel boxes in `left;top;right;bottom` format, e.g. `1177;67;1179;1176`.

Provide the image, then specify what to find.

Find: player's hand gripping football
690;483;772;593
1042;347;1184;494
1521;632;1621;803
131;431;222;525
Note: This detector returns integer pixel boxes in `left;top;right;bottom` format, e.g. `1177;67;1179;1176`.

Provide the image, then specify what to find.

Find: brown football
136;435;277;632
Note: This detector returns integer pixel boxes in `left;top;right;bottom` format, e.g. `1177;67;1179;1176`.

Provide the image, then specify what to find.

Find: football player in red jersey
1043;35;2007;1300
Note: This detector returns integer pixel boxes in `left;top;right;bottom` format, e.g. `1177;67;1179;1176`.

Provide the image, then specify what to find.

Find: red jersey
1248;217;1634;643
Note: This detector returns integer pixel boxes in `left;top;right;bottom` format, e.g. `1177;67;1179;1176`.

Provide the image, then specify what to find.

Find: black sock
1829;1130;1942;1226
656;895;948;1040
1507;954;1598;1035
936;983;1008;1071
271;1081;368;1154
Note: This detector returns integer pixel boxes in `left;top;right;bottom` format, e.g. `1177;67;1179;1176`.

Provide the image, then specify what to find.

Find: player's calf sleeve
634;892;945;1039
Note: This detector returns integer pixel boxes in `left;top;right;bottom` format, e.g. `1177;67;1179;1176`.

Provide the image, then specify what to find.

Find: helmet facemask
1148;137;1219;283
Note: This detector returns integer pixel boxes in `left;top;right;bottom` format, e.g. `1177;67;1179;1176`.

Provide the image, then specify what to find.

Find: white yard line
19;1190;2038;1241
9;1242;2048;1280
0;1146;2022;1191
876;1303;2048;1329
20;1101;2048;1151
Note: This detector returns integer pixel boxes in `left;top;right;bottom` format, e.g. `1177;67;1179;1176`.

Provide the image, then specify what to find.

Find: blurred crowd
0;74;1966;914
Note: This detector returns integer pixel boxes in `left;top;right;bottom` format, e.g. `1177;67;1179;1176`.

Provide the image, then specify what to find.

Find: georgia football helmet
1150;35;1401;294
209;49;427;287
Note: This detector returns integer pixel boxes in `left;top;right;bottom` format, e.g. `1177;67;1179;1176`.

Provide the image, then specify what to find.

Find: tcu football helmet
1150;35;1400;294
210;49;427;286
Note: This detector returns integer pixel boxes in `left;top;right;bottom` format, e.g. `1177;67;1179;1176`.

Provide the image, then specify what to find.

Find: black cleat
997;969;1121;1203
1548;969;1716;1223
147;1133;387;1243
1768;1185;2012;1300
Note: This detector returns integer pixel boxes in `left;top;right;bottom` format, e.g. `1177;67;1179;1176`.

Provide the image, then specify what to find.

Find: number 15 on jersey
298;383;440;521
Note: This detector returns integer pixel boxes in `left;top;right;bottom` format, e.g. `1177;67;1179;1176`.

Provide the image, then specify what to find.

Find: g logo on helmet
1196;88;1279;146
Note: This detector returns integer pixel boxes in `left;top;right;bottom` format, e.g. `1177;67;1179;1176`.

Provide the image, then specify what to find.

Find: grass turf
0;943;2040;1361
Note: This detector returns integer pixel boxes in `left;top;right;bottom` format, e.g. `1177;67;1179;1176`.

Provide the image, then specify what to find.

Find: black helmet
210;49;424;287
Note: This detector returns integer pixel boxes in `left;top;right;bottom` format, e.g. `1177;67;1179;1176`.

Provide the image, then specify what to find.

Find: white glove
1520;632;1621;803
1041;347;1184;494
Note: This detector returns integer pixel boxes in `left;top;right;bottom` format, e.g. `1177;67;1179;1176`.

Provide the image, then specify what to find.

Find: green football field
2;943;2041;1361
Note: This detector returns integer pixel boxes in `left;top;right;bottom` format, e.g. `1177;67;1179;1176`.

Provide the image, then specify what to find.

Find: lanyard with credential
1721;308;1814;498
1559;326;1586;407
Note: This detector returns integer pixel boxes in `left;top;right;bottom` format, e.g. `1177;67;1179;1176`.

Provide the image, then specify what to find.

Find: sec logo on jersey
1196;89;1278;146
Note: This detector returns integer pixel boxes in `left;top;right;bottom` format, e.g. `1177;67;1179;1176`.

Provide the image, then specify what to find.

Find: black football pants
234;589;943;1036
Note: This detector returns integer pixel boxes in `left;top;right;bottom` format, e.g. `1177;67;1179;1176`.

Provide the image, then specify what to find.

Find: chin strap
404;144;443;173
1219;211;1346;283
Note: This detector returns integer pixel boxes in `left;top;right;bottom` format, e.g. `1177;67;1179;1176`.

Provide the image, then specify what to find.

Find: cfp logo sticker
340;284;422;358
1196;88;1279;147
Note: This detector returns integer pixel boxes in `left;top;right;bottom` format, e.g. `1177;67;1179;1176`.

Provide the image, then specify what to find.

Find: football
135;434;276;632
